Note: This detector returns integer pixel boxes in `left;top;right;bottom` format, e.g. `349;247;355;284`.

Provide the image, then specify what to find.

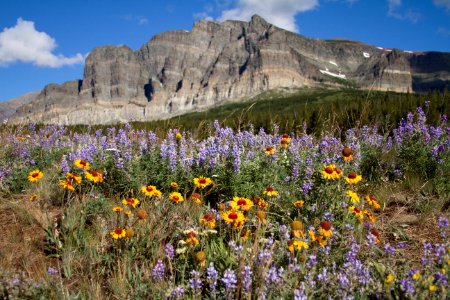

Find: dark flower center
229;212;238;220
325;167;334;174
321;221;332;231
114;228;123;234
237;199;247;206
342;148;353;157
348;172;357;179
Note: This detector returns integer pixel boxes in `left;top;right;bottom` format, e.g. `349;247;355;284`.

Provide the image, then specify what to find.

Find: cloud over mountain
0;18;84;68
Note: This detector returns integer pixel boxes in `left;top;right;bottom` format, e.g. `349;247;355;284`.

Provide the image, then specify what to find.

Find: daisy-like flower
137;209;148;220
291;220;304;238
74;159;90;170
293;240;309;251
185;231;199;246
113;206;123;213
342;147;353;161
28;170;43;183
170;182;178;188
308;230;327;247
221;210;245;225
264;146;276;156
230;197;254;211
66;172;82;184
85;170;103;183
190;192;202;204
293;200;304;208
253;197;269;210
124;211;133;218
141;185;162;197
363;209;377;222
412;271;421;281
110;227;127;239
29;194;38;202
240;229;251;241
193;176;213;189
169;192;184;203
346;190;360;203
365;195;381;210
385;274;395;284
59;179;75;192
256;210;267;225
280;134;291;149
349;206;364;219
370;228;381;243
345;172;362;185
287;240;295;253
125;228;135;239
200;213;216;229
263;186;278;197
195;251;207;267
122;197;140;208
321;164;337;180
319;221;333;238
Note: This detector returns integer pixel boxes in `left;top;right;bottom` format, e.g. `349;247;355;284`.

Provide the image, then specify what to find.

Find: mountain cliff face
4;15;450;125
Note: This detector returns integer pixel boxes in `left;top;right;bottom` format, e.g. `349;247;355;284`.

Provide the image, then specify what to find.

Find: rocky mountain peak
2;16;449;125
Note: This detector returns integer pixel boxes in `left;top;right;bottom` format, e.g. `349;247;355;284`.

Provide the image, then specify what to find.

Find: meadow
0;92;449;299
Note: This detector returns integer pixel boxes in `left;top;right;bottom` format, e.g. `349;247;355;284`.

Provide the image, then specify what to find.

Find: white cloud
218;0;319;33
433;0;450;11
122;14;148;25
0;18;84;68
437;27;450;36
387;0;421;22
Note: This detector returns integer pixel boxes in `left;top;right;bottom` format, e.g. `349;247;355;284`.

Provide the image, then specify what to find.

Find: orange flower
59;179;75;192
141;185;162;197
122;197;140;208
85;170;103;183
280;134;291;149
263;186;278;197
293;200;304;208
193;176;213;189
342;147;353;161
28;170;43;183
169;192;184;203
264;146;276;156
365;195;381;210
230;197;254;211
74;159;90;170
345;172;362;185
319;221;333;238
110;227;126;239
185;231;199;246
349;206;364;219
200;213;216;229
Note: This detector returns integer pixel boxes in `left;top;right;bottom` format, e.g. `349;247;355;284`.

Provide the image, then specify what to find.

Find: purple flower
221;269;237;294
266;266;283;285
399;279;415;297
242;265;253;291
151;260;165;282
207;262;219;291
47;266;58;276
383;243;396;256
169;286;185;299
189;270;202;291
438;216;449;238
165;243;175;260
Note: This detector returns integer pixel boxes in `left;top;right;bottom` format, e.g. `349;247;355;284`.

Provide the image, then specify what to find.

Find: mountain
2;15;450;125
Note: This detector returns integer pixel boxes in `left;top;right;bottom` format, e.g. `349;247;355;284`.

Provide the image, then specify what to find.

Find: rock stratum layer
3;15;450;125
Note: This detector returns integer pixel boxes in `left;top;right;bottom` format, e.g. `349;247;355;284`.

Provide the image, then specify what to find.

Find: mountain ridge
2;15;450;125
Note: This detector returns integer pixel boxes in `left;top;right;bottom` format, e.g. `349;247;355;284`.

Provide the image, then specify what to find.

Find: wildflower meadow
0;105;449;299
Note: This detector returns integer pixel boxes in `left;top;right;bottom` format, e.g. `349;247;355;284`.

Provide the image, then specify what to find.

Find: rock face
4;15;450;125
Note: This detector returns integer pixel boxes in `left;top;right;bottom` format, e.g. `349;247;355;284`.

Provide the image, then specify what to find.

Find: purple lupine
169;286;185;299
242;265;253;291
434;243;445;263
266;266;283;285
383;244;396;256
206;262;219;292
316;267;327;282
221;269;237;294
60;155;70;173
47;266;58;276
399;279;415;297
421;242;433;266
189;270;202;292
152;260;165;282
337;271;350;289
306;255;317;268
165;243;175;260
232;144;241;173
438;216;449;238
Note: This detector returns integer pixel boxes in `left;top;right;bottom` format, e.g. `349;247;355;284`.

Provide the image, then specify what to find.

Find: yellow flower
413;272;421;280
193;176;213;189
349;206;364;219
170;182;178;188
365;195;381;210
254;197;269;210
264;146;276;155
293;240;309;251
122;197;140;208
256;210;267;225
124;210;133;218
169;192;184;203
221;210;245;225
342;147;353;161
190;192;203;204
29;194;38;202
280;134;291;149
176;132;182;140
240;229;251;241
195;251;207;266
74;159;90;170
66;172;82;184
429;285;436;292
385;274;395;284
200;213;216;229
28;169;43;183
293;200;304;208
321;164;338;180
59;179;75;192
85;170;103;183
113;206;123;213
125;228;134;239
185;231;199;246
263;186;278;197
363;209;377;223
345;172;362;185
230;197;254;211
291;220;304;238
346;190;360;203
319;221;333;238
110;227;126;239
288;240;295;253
141;185;162;197
308;230;327;247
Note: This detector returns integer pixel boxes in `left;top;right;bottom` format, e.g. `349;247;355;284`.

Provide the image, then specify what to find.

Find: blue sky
0;0;449;101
